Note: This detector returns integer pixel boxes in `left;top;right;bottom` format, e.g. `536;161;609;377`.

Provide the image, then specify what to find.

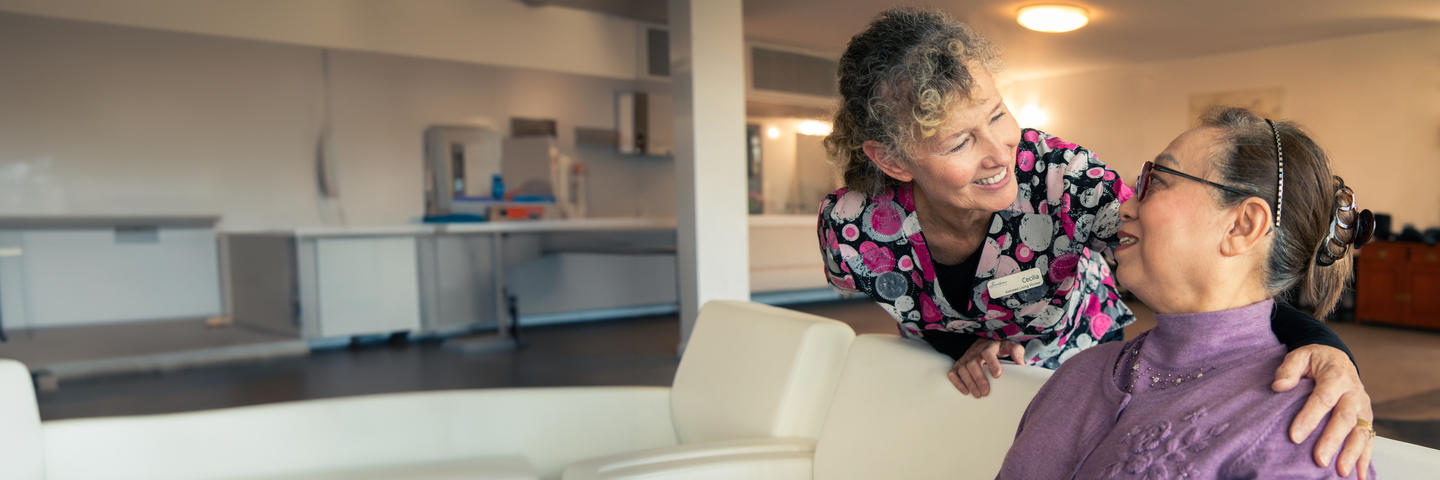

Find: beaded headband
1265;119;1284;229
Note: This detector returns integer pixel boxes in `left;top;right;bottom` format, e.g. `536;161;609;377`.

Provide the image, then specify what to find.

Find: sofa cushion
1374;437;1440;477
811;334;1053;480
670;300;855;443
42;387;675;480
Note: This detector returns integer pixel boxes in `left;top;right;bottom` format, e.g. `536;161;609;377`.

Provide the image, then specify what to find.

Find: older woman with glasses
1000;107;1377;479
818;7;1375;476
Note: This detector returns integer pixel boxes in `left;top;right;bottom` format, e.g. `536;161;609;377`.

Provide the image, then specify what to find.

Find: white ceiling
554;0;1440;79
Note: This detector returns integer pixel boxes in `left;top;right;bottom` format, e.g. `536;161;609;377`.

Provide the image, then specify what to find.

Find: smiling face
1114;127;1243;312
900;65;1022;215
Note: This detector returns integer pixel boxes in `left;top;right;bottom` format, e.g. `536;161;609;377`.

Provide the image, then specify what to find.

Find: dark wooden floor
37;314;684;420
36;300;899;421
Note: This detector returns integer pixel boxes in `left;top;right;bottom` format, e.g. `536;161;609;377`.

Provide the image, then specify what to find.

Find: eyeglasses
1134;161;1257;203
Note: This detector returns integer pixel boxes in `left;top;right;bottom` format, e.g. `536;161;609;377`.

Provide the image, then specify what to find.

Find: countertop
226;215;817;238
0;215;221;229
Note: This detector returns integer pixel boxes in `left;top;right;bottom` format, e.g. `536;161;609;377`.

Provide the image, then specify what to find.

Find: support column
669;0;749;348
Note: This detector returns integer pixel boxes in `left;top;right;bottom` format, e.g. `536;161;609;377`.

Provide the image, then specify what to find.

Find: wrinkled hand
1273;345;1374;480
948;338;1025;398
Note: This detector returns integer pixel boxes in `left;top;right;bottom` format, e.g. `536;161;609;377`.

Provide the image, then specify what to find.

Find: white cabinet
748;215;830;292
306;237;422;338
228;232;424;340
0;219;222;329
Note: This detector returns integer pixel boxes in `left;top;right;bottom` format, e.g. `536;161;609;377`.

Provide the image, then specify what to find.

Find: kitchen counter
0;215;219;229
226;215;815;238
220;215;833;338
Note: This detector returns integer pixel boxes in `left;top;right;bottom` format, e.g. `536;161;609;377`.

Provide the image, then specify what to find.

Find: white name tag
988;268;1044;298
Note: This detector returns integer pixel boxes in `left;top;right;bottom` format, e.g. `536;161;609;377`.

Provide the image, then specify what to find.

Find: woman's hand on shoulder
1273;344;1374;480
948;338;1025;398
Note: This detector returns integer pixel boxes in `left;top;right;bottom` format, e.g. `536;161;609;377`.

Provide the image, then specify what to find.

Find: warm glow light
796;120;833;136
766;126;781;139
1017;5;1089;33
1016;104;1049;128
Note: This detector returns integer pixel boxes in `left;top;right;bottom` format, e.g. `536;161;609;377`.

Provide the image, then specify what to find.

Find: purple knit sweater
999;299;1376;479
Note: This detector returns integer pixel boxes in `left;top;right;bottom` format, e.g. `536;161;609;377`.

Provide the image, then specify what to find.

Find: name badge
988;268;1044;298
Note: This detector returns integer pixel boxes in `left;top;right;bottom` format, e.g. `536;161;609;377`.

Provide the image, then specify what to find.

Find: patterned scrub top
817;129;1136;368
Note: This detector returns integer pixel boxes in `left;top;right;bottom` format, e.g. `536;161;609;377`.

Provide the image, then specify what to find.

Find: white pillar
669;0;749;348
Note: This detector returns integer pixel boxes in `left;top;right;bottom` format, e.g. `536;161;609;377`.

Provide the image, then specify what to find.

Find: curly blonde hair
825;7;1003;195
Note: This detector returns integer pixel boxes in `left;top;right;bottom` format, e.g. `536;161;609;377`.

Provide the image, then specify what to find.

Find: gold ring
1356;419;1376;439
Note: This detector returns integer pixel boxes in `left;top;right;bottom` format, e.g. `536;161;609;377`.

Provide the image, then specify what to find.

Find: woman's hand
1273;344;1374;480
948;338;1025;398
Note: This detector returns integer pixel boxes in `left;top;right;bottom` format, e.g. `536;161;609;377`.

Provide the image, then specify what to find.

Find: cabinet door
1412;270;1440;327
313;237;421;338
1355;267;1406;325
20;228;221;327
1411;245;1440;328
1358;242;1406;266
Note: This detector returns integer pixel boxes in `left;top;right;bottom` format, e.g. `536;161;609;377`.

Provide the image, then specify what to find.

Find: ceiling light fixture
1016;104;1050;128
1017;5;1089;33
797;120;833;136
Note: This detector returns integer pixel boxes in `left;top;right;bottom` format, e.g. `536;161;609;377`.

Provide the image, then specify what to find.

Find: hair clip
1316;176;1375;266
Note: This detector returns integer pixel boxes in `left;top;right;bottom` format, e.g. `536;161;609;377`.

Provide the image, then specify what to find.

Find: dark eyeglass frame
1134;161;1256;202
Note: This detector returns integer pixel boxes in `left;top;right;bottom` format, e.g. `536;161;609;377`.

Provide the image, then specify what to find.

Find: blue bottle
491;174;505;200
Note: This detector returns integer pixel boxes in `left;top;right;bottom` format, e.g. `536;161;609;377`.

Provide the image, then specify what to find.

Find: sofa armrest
42;386;677;480
563;437;814;480
0;359;44;480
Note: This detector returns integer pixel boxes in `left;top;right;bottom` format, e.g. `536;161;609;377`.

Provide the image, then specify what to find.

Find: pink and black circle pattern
818;129;1136;369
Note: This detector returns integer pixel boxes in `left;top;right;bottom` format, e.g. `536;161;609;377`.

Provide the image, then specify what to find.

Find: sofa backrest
40;386;677;480
811;334;1052;479
670;300;856;444
0;359;44;480
814;334;1440;479
1375;437;1440;476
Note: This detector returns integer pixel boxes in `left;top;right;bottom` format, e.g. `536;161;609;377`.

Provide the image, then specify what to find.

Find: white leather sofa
3;300;1438;479
570;331;1440;479
0;300;854;480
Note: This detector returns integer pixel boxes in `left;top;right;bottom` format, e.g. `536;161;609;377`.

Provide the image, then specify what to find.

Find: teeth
1119;237;1138;245
974;170;1007;185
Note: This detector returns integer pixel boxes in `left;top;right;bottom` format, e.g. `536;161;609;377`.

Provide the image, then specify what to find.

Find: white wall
753;119;800;214
0;0;644;80
0;12;674;229
750;117;842;215
0;13;327;227
1002;26;1440;229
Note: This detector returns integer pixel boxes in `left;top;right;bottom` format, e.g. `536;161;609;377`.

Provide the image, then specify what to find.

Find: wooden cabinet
1356;241;1440;329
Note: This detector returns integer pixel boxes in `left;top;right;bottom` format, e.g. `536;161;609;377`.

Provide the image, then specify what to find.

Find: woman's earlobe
863;140;914;183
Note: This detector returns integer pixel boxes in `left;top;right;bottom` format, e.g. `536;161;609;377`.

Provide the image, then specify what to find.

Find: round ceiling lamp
1017;5;1090;33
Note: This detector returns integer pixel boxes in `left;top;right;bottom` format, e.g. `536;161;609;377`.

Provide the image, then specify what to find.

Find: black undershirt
924;249;986;360
920;253;1356;366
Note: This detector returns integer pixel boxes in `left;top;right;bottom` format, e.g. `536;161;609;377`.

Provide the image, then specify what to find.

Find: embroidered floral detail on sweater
1104;410;1231;479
